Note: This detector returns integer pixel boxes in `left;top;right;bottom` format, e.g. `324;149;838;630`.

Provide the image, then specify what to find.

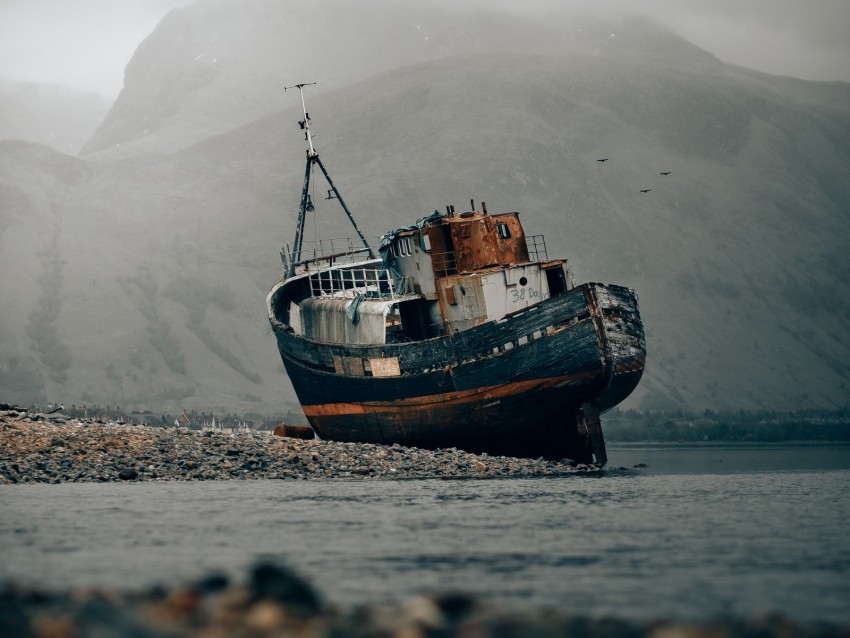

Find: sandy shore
0;405;598;483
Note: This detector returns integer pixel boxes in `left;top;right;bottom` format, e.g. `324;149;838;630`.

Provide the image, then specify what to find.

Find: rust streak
303;372;599;417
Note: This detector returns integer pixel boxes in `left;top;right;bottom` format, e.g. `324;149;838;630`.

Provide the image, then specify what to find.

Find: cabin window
544;266;567;297
421;233;431;252
395;237;414;257
496;222;511;239
445;285;457;305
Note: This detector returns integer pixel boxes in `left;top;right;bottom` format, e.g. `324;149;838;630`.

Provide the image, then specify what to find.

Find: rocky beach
0;404;597;484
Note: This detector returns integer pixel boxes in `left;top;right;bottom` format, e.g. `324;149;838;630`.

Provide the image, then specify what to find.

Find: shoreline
1;406;599;484
5;406;848;636
607;440;850;448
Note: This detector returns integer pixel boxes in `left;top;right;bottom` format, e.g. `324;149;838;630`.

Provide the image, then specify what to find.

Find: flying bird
660;171;671;175
640;189;651;193
597;158;609;162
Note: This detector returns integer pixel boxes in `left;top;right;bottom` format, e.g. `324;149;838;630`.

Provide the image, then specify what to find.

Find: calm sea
2;444;849;622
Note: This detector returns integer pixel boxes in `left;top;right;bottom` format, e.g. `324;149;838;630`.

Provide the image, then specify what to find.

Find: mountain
81;0;719;156
1;1;848;415
0;78;111;156
179;55;850;412
0;137;292;412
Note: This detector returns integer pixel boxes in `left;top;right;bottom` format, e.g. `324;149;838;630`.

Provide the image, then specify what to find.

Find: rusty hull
269;281;644;462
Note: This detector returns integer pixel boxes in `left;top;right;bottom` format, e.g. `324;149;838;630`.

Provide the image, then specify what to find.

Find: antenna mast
284;82;375;277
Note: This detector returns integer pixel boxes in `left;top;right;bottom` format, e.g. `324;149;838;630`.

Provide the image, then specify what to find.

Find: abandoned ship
266;85;646;464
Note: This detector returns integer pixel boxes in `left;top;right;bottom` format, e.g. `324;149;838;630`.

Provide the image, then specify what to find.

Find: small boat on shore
266;85;645;464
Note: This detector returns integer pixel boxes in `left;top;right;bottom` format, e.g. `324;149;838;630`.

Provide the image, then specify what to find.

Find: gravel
0;406;598;484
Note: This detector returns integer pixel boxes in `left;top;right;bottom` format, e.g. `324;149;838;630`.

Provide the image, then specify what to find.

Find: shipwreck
266;85;645;464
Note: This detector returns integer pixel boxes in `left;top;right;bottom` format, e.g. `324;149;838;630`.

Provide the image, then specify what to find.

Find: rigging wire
310;162;318;256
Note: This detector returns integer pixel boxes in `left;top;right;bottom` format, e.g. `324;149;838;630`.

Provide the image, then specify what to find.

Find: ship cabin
276;205;574;346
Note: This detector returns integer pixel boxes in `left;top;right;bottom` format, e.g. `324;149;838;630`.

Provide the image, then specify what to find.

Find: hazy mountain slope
181;54;850;411
0;79;110;156
0;141;92;402
0;137;293;411
81;0;720;156
1;13;848;415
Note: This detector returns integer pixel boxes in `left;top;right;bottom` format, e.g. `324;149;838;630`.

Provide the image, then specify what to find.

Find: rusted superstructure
266;86;645;464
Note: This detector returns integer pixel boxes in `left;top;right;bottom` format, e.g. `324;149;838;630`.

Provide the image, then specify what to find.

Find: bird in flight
640;189;652;193
597;158;609;162
660;171;671;175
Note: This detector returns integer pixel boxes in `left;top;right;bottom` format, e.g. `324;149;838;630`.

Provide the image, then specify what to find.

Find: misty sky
0;0;848;98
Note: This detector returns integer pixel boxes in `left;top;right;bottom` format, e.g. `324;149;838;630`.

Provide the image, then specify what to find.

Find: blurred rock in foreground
1;561;847;638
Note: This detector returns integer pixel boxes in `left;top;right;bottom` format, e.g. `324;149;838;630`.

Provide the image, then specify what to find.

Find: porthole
519;276;528;286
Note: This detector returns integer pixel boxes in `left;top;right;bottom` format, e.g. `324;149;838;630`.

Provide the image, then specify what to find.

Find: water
2;445;850;622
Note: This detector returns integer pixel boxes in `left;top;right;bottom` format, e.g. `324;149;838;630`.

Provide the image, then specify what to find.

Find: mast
284;82;375;277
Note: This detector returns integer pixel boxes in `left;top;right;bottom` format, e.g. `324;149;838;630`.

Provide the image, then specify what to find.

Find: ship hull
269;281;645;462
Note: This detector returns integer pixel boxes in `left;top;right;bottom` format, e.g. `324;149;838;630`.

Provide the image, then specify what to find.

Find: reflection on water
1;446;849;622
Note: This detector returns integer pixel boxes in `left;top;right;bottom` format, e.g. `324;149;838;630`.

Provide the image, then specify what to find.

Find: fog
1;0;848;413
0;0;848;98
0;0;194;96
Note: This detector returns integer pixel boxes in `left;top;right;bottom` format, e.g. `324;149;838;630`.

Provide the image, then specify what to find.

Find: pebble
0;561;846;638
0;406;599;484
